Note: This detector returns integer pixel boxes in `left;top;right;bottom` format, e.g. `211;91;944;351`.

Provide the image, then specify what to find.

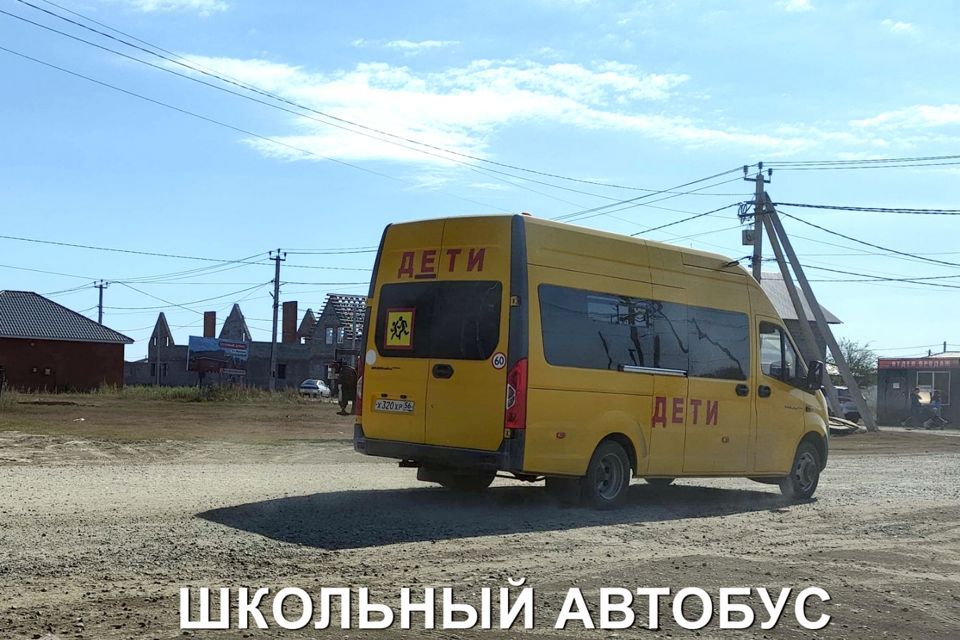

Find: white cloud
403;172;454;191
126;0;228;15
173;54;943;166
173;56;717;165
780;0;813;12
385;40;460;54
881;19;917;35
469;182;511;191
853;104;960;129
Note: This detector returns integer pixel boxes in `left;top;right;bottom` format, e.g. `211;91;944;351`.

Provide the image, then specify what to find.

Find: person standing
931;389;943;419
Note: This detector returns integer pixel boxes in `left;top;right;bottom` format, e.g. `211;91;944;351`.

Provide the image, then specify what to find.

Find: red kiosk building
877;352;959;426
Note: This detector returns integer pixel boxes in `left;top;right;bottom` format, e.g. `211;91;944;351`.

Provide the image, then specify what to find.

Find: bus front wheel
779;441;821;500
581;440;632;509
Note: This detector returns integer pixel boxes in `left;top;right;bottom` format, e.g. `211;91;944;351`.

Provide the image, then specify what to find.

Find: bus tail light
504;357;527;430
354;357;364;416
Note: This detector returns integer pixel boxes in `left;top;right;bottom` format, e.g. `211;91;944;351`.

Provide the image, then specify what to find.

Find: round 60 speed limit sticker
491;352;506;369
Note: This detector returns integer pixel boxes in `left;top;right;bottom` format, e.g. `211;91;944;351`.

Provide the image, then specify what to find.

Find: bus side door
753;318;806;474
682;306;753;475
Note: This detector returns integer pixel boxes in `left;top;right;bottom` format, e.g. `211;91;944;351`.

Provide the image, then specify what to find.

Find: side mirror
806;360;824;391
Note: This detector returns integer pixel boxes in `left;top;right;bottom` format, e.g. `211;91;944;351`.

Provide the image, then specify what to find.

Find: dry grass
94;384;307;402
0;384;17;411
0;387;353;444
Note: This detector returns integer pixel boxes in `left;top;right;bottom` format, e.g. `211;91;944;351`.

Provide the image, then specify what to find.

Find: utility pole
268;249;286;392
761;203;843;418
94;280;109;324
745;163;772;282
765;201;878;432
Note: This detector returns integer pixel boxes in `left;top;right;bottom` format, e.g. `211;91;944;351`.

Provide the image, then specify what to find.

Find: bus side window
759;322;805;386
759;322;782;378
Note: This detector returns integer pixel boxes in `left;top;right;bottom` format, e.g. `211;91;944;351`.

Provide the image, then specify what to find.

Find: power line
768;153;960;167
802;265;960;290
769;160;960;171
280;281;370;286
0;232;368;274
122;259;266;284
283;264;372;271
0;263;94;281
0;232;265;264
786;232;960;270
43;283;93;296
669;224;743;242
116;281;243;316
873;344;946;352
797;249;960;258
629;202;743;237
553;169;749;222
568;175;748;224
105;282;271;310
774;202;960;215
777;209;960;269
285;249;378;255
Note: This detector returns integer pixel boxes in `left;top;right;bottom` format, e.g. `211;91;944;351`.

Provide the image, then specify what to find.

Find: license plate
374;398;415;413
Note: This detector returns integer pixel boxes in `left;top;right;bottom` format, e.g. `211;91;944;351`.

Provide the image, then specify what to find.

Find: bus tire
779;441;821;500
581;440;632;509
437;470;496;492
645;477;674;486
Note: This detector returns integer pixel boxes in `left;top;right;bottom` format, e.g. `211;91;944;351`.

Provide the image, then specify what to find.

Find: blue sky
2;0;959;360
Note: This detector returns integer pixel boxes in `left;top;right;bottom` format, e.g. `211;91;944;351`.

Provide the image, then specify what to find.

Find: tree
828;338;877;388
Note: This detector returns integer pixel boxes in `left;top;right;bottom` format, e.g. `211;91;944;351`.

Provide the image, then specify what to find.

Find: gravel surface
1;429;959;639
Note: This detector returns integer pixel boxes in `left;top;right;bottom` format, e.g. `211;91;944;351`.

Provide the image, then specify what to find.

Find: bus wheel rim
794;451;817;493
596;453;625;500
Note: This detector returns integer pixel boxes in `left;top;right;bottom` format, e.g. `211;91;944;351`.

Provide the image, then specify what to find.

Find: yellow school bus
353;215;829;508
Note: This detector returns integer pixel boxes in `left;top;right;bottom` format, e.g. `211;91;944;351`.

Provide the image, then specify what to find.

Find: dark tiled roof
0;290;133;344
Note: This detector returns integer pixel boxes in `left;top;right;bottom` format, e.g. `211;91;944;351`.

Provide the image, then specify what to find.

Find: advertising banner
187;336;249;375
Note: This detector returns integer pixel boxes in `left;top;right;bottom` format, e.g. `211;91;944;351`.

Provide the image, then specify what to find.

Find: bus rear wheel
779;441;821;500
581;440;632;509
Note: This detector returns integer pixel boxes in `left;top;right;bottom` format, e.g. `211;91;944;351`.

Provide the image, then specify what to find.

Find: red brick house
0;291;133;391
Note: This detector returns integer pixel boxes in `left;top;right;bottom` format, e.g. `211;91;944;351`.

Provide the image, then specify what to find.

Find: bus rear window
375;281;502;360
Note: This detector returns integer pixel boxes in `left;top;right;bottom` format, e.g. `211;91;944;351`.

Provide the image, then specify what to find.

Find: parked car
834;386;861;422
298;379;331;398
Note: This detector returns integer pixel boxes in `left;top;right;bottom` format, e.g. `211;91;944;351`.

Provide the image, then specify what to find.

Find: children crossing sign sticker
385;308;415;349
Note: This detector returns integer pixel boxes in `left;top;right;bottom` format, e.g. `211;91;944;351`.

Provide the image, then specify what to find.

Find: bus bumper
354;424;524;472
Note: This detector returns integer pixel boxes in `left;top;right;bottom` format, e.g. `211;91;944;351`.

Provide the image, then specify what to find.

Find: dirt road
1;423;959;639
